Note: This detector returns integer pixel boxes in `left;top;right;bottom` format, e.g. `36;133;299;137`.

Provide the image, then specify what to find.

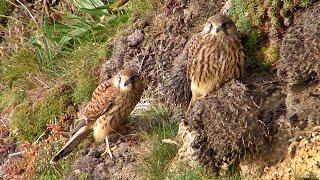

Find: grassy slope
0;0;129;178
0;0;314;179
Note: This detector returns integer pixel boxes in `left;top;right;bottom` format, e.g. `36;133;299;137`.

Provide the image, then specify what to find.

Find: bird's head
203;14;237;36
114;68;143;93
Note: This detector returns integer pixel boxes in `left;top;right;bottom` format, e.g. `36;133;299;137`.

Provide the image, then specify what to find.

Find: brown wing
83;79;119;121
186;33;204;79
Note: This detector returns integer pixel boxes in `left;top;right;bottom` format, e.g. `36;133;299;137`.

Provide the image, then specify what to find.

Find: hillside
0;0;319;179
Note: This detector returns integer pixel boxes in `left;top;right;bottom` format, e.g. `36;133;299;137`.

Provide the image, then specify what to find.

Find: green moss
10;84;73;142
294;172;318;180
72;75;95;104
1;51;42;86
139;106;179;180
229;0;313;70
0;0;9;17
0;88;26;111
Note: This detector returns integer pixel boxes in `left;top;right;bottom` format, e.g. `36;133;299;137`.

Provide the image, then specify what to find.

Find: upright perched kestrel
50;69;144;163
187;14;245;105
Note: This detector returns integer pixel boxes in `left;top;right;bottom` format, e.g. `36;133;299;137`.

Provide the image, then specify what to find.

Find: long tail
69;118;87;137
50;124;93;163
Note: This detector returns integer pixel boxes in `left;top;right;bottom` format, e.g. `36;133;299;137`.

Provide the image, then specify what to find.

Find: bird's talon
101;147;113;159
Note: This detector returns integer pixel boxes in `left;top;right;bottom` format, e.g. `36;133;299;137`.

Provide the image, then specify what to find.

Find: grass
10;84;73;141
139;105;179;180
169;168;215;180
4;43;105;142
0;0;137;178
33;137;91;179
1;0;315;178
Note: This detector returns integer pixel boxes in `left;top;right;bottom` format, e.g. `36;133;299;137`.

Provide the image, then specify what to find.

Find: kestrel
50;68;144;163
187;14;245;105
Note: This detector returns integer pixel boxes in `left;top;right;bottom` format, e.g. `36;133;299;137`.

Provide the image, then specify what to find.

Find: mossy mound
186;80;267;169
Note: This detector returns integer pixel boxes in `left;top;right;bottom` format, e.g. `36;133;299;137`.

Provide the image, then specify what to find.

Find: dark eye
130;76;136;81
221;22;228;29
209;23;213;30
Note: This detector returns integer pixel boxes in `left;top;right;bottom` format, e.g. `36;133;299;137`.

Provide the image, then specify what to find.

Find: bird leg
101;136;113;159
187;101;194;111
196;94;207;101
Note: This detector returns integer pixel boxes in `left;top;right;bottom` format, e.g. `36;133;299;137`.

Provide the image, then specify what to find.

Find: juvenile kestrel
187;14;245;105
50;68;144;163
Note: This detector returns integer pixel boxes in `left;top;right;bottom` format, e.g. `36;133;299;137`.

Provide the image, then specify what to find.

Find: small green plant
294;172;318;180
139;105;179;180
229;0;266;70
300;0;311;7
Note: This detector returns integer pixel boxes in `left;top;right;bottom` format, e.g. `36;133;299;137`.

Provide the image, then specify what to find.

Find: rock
168;119;209;172
277;3;320;129
190;80;267;169
170;79;276;175
240;3;320;179
261;127;320;179
277;3;320;86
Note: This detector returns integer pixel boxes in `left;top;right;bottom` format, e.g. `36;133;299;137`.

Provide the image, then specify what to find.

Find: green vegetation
2;0;317;178
228;0;268;70
0;0;9;17
229;0;311;70
34;138;91;179
4;44;106;142
139;106;179;180
1;0;125;141
169;168;215;180
0;0;131;178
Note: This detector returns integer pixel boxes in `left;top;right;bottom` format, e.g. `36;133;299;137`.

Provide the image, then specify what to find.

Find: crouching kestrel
187;14;245;106
50;68;144;163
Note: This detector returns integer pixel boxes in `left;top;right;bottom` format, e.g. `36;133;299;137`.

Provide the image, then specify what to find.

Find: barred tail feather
50;125;92;163
69;118;87;137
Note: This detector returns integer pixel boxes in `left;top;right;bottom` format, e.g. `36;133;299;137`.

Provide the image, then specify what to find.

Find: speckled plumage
51;69;144;163
187;14;245;103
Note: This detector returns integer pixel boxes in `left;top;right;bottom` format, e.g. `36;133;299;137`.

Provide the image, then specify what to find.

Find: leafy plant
30;0;129;68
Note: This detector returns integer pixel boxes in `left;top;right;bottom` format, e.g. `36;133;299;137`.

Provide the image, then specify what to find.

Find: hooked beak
123;81;129;86
212;25;222;33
